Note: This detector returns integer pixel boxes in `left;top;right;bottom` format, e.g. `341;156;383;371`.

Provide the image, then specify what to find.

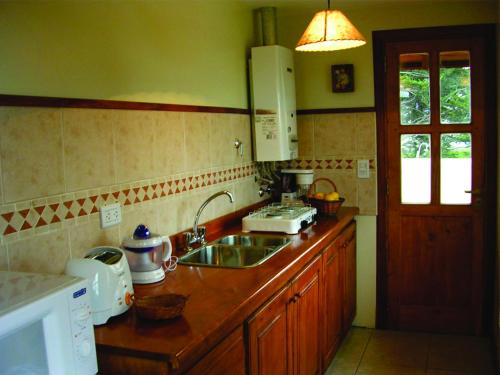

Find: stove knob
300;220;309;230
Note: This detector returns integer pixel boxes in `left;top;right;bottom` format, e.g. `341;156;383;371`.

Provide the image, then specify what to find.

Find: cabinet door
342;223;357;333
186;326;245;375
322;240;343;367
247;285;293;375
292;255;322;375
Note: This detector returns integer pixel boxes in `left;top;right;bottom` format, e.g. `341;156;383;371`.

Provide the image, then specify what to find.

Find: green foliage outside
400;66;471;159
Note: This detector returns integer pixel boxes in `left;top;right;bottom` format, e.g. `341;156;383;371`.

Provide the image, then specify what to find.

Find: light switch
357;159;370;179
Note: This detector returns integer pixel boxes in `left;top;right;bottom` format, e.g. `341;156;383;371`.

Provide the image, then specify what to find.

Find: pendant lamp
296;0;366;52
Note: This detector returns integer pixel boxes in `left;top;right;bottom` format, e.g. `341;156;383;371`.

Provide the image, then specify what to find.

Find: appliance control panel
68;281;98;375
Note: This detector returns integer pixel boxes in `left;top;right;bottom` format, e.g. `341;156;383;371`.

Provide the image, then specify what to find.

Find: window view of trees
400;58;471;159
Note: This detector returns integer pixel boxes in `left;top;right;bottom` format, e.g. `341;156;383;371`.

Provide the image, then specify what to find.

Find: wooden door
292;255;321;375
342;223;357;333
321;239;343;367
247;285;293;375
375;25;496;334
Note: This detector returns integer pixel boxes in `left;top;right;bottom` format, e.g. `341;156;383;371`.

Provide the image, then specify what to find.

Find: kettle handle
161;236;172;261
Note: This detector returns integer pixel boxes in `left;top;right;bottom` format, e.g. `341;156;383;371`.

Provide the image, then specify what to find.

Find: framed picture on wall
332;64;354;93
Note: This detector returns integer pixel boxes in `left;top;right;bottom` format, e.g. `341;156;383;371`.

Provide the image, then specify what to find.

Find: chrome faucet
184;190;234;250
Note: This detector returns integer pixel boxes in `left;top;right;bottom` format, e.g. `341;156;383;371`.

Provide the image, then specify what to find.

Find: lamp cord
327;0;330;9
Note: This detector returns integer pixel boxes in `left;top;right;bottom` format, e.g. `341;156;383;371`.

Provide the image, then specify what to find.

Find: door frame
373;24;497;333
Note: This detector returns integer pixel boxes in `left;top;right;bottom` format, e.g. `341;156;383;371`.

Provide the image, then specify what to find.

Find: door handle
464;189;481;195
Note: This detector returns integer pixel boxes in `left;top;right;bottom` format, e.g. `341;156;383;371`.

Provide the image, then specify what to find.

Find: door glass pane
440;51;471;124
400;53;430;125
401;134;431;204
440;133;471;204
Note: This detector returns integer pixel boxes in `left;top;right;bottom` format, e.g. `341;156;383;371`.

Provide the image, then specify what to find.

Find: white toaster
66;246;134;325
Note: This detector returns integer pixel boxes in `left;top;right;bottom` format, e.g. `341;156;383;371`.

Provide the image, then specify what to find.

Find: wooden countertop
94;206;359;373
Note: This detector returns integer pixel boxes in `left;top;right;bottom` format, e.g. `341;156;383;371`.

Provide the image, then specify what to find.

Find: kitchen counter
94;206;358;374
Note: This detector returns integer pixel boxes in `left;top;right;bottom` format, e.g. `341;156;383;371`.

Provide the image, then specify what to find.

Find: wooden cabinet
321;221;356;367
248;255;321;375
186;326;245;375
292;255;322;375
321;238;343;367
247;285;293;375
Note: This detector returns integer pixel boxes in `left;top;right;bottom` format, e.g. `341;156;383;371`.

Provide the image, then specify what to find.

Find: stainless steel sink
178;235;291;268
214;234;290;248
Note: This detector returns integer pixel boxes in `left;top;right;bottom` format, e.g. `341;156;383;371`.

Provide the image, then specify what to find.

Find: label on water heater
256;114;279;140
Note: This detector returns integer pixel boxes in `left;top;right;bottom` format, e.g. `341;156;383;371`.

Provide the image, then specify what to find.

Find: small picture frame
332;64;354;93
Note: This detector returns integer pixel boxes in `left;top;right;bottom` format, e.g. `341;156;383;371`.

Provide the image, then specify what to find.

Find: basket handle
307;178;338;196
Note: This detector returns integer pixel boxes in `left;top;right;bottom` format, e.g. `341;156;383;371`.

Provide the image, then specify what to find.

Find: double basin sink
178;234;291;268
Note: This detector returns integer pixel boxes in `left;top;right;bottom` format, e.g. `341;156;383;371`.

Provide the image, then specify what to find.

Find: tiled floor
326;328;495;375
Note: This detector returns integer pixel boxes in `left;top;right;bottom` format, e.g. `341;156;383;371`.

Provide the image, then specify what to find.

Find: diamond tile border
0;162;256;240
281;158;376;171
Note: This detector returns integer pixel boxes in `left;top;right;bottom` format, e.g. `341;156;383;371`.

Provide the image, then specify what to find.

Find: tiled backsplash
0;107;263;273
0;108;377;274
293;112;377;215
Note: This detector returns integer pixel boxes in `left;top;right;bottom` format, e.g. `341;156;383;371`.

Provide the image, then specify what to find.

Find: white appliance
66;246;134;325
242;203;317;234
122;224;173;284
281;169;314;202
250;45;298;161
0;271;98;375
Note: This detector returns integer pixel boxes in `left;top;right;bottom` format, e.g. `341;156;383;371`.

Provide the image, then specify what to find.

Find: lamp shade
296;9;366;52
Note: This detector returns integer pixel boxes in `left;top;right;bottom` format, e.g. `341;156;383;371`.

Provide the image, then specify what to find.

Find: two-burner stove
242;203;317;234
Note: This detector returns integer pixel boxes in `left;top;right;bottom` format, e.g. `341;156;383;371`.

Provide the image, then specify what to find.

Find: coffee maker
280;169;314;202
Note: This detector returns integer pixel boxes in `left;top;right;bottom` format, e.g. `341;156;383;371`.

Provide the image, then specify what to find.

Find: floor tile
426;370;487;375
428;334;494;374
361;330;430;368
334;327;372;363
324;360;358;375
356;363;426;375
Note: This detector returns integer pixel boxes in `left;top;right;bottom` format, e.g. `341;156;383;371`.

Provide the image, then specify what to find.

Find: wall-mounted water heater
250;45;298;161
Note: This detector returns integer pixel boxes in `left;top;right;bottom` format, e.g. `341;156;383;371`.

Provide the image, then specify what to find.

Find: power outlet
100;203;122;229
357;159;370;179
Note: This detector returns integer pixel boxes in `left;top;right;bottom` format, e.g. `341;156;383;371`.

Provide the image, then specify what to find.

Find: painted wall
272;0;497;109
0;0;254;108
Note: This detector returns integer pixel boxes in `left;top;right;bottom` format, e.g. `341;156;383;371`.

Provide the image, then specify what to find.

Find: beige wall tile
232;114;252;164
209;114;235;168
298;115;314;158
314;113;356;158
0;244;8;270
157;197;181;236
314;171;357;207
357;175;377;215
154;111;186;176
8;229;70;274
0;150;3;204
184;112;211;171
176;195;194;234
63;109;115;191
69;219;120;259
189;189;216;226
210;184;236;219
114;110;155;183
119;205;159;240
234;177;262;210
355;112;377;156
0;107;64;202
